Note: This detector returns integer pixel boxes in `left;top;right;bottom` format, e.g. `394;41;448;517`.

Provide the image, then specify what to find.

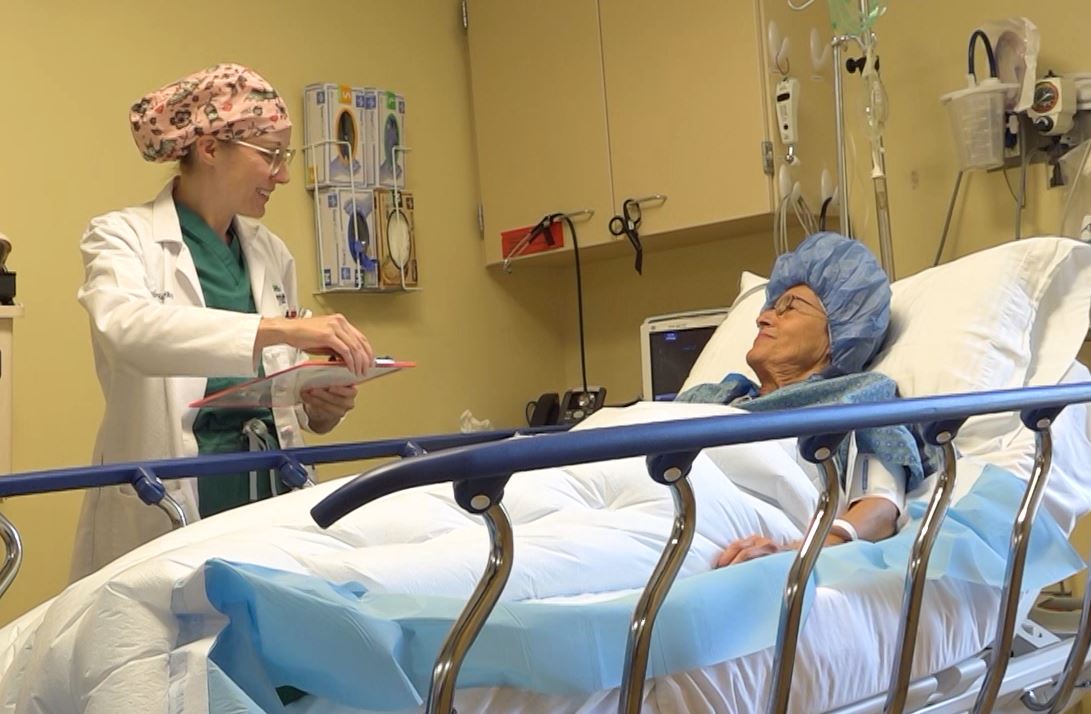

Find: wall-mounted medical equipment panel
759;0;841;262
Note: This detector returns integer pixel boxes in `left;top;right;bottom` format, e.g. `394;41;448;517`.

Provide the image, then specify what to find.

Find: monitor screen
649;326;718;401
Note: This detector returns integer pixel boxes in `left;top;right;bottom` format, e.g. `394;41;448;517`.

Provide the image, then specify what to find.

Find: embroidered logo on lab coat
151;290;173;303
272;284;287;306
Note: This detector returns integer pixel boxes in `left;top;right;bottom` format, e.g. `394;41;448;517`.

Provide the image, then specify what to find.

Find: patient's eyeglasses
772;292;826;317
230;139;297;177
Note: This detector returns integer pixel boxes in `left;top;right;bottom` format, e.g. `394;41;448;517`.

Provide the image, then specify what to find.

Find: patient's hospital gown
677;372;939;509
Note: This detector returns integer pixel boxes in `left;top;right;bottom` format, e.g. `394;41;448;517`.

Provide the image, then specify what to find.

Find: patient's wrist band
832;518;859;542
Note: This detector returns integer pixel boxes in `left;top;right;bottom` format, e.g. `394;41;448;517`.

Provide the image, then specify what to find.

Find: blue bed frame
4;383;1091;714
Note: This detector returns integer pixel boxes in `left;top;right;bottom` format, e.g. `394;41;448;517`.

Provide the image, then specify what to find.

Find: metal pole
972;429;1054;713
767;453;842;713
873;169;896;278
832;39;851;237
883;441;957;713
618;476;697;713
156;494;188;530
1022;560;1091;713
427;502;514;714
0;512;22;599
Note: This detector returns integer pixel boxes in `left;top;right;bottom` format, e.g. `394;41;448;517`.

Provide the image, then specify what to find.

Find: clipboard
190;358;415;409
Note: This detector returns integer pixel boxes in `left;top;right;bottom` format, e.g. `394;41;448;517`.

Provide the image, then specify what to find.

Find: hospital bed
0;237;1090;714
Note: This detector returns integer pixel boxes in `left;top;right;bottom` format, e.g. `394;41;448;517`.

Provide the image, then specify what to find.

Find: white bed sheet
0;392;1085;713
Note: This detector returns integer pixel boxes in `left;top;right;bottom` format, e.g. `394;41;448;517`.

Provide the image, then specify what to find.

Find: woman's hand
716;536;792;568
716;499;900;568
255;314;374;375
715;532;849;568
301;384;358;434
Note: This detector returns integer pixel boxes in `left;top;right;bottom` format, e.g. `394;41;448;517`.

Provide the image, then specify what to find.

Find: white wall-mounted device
775;77;801;161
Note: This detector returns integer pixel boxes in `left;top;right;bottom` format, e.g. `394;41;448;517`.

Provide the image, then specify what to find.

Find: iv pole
827;0;896;279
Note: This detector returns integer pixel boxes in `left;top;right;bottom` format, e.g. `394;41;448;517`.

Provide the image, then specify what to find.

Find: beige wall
0;0;570;623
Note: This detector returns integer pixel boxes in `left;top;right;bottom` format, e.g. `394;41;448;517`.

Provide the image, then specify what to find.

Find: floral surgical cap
129;63;291;162
764;232;891;377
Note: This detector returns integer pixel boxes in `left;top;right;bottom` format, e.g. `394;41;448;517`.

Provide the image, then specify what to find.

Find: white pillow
871;238;1091;449
870;237;1091;396
681;238;1091;445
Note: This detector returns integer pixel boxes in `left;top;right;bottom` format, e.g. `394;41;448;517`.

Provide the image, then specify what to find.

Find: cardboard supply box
373;189;418;289
363;90;407;189
314;187;377;289
303;84;367;188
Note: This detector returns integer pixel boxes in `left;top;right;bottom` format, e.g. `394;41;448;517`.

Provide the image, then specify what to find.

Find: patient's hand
716;532;848;568
716;535;791;567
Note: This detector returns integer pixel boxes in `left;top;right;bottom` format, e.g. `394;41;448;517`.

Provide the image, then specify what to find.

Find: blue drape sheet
192;466;1083;713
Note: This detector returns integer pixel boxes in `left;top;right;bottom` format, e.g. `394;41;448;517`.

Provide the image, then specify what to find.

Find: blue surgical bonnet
764;232;891;377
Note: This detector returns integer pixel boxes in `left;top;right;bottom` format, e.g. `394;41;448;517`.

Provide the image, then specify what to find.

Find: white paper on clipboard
190;358;414;409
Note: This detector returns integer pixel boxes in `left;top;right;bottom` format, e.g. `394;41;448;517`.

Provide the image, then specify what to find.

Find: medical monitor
640;308;729;401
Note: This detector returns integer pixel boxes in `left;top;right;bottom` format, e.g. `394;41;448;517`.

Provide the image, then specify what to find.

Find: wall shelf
488;213;774;271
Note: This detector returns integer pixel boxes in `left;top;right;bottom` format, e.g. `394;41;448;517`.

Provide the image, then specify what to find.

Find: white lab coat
71;181;311;580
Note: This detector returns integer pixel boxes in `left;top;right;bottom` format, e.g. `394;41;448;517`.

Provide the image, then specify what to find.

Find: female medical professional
71;64;373;580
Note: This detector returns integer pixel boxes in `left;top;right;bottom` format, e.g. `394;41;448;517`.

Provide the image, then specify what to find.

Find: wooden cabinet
0;306;20;475
467;0;839;267
466;0;615;266
598;0;771;236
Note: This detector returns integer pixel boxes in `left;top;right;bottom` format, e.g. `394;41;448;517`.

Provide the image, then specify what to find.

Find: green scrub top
176;201;285;518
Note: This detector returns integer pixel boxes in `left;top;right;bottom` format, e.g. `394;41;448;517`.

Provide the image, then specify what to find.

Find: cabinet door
599;0;772;236
467;0;616;266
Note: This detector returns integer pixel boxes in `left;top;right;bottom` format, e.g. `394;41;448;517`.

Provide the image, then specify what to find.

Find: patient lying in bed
678;232;932;566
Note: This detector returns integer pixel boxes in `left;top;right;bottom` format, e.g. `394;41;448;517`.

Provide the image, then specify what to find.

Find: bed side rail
310;382;1091;714
0;426;566;500
312;383;1091;522
0;426;563;603
972;407;1064;713
882;418;964;714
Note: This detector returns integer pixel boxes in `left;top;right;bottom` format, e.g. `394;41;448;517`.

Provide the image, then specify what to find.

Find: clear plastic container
940;78;1013;171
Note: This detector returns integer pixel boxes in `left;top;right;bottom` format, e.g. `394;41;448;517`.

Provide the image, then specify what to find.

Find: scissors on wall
609;194;666;275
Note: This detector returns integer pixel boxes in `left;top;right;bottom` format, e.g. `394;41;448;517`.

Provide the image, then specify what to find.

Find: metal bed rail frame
309;382;1091;714
0;425;568;598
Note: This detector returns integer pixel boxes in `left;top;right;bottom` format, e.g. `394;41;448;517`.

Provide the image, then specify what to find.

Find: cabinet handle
631;193;667;207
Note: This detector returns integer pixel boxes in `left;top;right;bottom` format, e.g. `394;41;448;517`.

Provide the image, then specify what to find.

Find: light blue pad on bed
195;465;1083;712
